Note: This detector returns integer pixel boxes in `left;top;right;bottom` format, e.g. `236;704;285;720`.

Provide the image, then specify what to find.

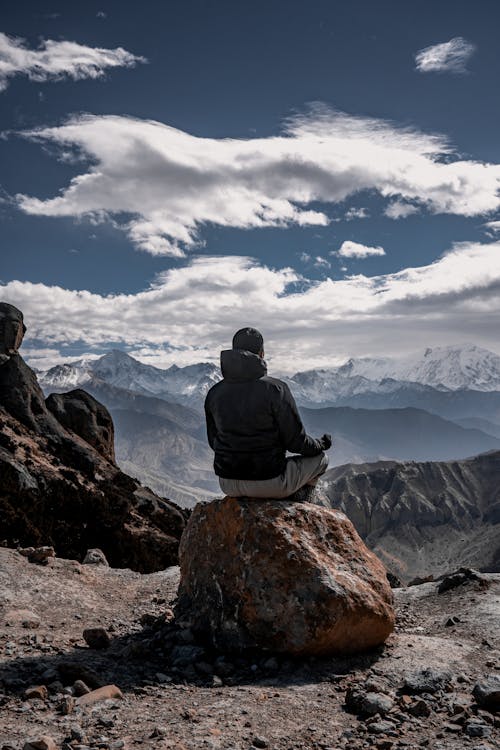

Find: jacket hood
220;349;267;382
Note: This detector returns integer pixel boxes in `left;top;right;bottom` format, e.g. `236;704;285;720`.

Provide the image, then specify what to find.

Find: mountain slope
319;450;500;580
302;405;500;464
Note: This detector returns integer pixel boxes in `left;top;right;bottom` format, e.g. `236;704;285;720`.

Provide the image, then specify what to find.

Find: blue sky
1;0;500;371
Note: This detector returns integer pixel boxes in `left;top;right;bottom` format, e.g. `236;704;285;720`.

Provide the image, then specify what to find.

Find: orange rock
177;497;395;656
24;685;48;700
76;684;123;706
23;737;57;750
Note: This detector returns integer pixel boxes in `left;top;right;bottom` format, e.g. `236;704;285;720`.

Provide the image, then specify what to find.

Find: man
204;327;332;500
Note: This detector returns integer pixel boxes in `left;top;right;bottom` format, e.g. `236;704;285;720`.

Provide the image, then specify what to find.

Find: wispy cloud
415;37;475;74
0;32;146;92
384;201;419;219
336;241;386;259
3;241;500;371
345;207;369;221
14;108;500;257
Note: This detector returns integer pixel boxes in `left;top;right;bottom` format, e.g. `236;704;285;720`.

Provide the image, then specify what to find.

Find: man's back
205;348;323;480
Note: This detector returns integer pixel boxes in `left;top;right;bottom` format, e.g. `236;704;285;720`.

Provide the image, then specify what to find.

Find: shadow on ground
1;613;386;697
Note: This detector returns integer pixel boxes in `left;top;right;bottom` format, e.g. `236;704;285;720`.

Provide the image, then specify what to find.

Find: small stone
47;680;64;694
252;737;268;748
212;675;223;687
24;685;48;701
23;738;57;750
466;722;491;738
76;684;123;706
82;548;109;566
407;698;431;717
57;695;75;715
149;727;167;739
70;726;87;743
473;675;500;710
155;672;172;684
83;627;111;649
403;668;452;694
361;692;394;716
73;679;91;696
367;721;396;735
19;546;55;565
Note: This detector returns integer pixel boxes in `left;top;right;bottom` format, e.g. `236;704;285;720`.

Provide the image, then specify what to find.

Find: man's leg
280;452;329;496
219;451;328;499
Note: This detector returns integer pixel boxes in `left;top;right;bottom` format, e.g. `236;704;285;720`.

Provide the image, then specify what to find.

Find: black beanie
232;327;264;354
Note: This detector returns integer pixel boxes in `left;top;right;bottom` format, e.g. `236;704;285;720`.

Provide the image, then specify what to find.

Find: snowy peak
37;343;500;409
405;345;500;391
38;349;221;406
290;344;500;403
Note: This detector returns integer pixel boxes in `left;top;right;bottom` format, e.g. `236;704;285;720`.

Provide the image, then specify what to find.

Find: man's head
232;327;264;358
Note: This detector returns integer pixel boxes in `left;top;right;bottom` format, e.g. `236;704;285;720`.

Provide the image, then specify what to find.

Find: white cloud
19;347;100;370
484;220;500;234
336;241;386;259
14;107;500;256
3;241;500;371
0;32;146;92
415;37;475;74
384;201;419;219
345;207;369;220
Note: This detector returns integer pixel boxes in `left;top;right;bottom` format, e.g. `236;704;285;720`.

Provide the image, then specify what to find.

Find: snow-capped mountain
39;350;221;408
290;345;500;400
38;344;500;412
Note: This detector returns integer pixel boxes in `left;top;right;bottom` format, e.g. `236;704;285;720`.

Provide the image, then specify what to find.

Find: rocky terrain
320;451;500;582
0;547;499;750
0;303;187;572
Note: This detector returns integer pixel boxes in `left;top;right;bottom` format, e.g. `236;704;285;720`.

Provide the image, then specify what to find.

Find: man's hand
319;433;332;451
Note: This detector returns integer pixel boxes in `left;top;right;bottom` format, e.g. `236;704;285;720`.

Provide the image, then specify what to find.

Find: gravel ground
0;548;499;750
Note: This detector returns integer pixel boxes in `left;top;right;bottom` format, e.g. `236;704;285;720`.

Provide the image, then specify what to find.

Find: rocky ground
1;548;499;750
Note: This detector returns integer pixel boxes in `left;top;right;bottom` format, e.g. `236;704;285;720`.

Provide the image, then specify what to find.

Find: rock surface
177;496;395;655
0;302;188;572
0;301;26;355
46;389;116;462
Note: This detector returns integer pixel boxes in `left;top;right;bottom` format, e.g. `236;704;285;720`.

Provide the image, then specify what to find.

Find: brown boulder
0;302;26;355
46;389;116;462
177;496;395;656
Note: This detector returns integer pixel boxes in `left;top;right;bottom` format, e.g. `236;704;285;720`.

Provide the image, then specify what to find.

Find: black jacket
204;349;324;480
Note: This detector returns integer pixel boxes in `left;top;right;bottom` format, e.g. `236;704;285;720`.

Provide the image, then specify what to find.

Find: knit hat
232;327;264;355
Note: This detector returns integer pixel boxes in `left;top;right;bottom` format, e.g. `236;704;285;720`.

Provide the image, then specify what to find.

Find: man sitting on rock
204;327;332;501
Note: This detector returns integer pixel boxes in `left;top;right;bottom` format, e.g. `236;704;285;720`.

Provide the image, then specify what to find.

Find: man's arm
275;382;329;456
204;397;217;451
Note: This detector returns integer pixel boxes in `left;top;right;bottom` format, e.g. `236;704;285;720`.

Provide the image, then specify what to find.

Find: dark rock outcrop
0;301;26;355
0;302;188;572
46;389;115;463
176;496;395;656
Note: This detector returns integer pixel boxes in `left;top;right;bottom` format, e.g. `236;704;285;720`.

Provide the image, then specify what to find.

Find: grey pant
219;451;329;499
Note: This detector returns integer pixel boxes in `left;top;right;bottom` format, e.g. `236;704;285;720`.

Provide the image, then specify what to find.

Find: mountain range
35;344;500;505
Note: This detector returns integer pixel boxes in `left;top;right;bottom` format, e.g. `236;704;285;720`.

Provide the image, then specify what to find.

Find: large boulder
176;496;395;656
0;302;26;355
46;389;115;463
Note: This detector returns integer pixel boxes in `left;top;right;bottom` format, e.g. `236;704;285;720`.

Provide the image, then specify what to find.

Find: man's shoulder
204;379;225;406
261;374;288;389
